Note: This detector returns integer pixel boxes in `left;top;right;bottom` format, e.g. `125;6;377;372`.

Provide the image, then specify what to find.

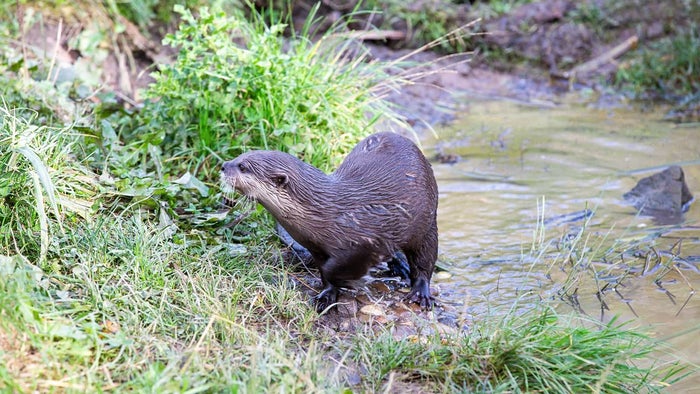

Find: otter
221;132;438;312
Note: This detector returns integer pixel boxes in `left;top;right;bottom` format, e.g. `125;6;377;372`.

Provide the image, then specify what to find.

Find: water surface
429;98;700;391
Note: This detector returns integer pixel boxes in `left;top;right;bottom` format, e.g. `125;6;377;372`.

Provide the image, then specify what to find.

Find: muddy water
428;98;700;390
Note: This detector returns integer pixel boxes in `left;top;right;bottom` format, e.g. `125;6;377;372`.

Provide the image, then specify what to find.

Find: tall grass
0;106;96;264
352;304;684;392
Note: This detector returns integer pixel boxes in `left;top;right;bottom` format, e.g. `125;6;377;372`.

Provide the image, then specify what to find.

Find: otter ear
272;173;288;188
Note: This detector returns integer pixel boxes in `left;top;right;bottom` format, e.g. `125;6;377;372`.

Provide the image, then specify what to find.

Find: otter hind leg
404;222;438;309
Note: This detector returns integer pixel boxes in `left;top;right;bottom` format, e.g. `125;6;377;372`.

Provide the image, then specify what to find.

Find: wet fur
221;132;438;312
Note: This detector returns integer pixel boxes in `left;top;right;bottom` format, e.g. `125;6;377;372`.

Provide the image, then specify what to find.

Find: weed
616;25;700;100
129;4;406;181
353;306;684;392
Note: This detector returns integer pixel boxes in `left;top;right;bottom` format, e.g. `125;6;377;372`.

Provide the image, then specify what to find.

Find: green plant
104;0;205;27
0;105;97;265
615;25;700;100
353;305;686;392
128;4;406;181
364;0;475;53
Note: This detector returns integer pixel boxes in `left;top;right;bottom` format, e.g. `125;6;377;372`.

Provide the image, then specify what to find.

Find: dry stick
342;29;407;41
553;35;639;81
47;19;63;85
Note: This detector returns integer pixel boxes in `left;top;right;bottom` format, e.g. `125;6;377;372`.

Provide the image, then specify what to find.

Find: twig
341;29;407;41
48;19;63;85
553;35;638;80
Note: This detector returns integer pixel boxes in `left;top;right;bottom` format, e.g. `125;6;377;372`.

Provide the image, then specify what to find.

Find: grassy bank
0;2;689;392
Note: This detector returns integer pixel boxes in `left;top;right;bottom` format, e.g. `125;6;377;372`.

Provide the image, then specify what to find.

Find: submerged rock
623;165;694;223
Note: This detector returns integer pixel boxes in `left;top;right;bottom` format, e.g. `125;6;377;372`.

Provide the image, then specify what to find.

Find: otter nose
222;160;237;174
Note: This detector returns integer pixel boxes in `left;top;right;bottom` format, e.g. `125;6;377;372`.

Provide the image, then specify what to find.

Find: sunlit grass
1;214;333;392
0;106;97;264
352;305;684;393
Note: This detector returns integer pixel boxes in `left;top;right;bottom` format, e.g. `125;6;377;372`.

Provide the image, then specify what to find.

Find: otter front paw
312;285;338;313
404;277;434;310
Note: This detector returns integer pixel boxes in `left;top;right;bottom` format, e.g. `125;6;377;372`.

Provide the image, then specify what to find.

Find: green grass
1;211;687;391
360;0;533;53
1;215;330;392
615;24;700;101
129;4;408;178
353;306;681;392
0;105;97;265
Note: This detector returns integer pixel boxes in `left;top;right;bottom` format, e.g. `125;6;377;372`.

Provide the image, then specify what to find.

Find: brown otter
221;132;438;312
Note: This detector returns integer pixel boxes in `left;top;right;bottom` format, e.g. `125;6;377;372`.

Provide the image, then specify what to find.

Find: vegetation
355;308;680;392
0;0;692;392
133;4;406;176
361;0;533;53
615;25;700;100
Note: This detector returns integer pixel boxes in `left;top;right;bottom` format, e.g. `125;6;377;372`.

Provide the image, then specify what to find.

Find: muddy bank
367;44;561;129
18;0;698;128
292;0;699;122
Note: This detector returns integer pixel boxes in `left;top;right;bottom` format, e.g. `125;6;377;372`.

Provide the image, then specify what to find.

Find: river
429;97;700;392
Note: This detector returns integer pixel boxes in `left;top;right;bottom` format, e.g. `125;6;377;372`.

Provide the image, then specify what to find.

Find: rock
359;304;386;317
623;166;694;223
434;271;452;281
359;304;388;324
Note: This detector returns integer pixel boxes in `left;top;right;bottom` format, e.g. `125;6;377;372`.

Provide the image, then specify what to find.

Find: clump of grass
615;25;700;100
352;304;685;392
0;106;97;264
0;213;337;391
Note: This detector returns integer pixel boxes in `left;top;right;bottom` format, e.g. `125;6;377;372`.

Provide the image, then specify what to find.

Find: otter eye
273;174;288;187
238;162;248;173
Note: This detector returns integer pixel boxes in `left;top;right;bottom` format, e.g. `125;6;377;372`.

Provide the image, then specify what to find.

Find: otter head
221;150;309;219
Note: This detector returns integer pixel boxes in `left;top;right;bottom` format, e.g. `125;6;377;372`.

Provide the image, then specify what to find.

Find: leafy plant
127;4;406;180
615;25;700;100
